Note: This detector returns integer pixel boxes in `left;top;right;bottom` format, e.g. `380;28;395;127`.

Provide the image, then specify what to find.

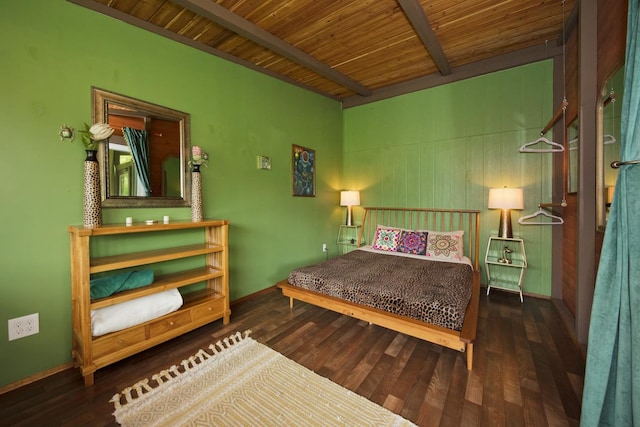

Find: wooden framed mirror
92;87;191;208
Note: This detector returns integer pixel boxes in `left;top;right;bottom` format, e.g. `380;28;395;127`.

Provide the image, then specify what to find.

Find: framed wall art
291;144;315;197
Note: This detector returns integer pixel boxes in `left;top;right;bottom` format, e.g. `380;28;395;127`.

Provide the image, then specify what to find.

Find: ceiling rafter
66;0;341;101
172;0;372;97
343;41;563;108
66;0;577;107
396;0;451;75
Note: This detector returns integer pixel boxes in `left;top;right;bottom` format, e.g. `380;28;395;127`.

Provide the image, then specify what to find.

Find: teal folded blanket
90;270;154;300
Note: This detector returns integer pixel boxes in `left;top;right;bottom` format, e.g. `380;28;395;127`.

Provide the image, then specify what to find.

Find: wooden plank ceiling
68;0;576;107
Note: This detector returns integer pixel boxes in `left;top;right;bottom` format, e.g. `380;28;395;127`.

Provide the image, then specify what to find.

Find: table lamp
340;190;360;226
488;187;523;238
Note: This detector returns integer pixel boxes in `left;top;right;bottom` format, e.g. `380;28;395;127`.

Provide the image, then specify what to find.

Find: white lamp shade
488;188;524;210
340;190;360;206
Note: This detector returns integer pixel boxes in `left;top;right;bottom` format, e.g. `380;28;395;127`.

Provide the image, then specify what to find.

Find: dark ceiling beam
66;0;340;101
343;41;564;108
172;0;372;97
561;2;579;45
397;0;451;75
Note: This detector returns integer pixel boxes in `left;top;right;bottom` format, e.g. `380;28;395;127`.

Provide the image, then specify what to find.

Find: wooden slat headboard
358;207;481;271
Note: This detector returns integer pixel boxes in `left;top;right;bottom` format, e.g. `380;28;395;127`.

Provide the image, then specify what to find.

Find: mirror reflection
92;88;191;208
596;67;623;229
568;119;579;193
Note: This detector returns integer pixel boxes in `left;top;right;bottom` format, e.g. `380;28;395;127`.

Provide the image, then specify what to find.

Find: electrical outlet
8;313;39;341
322;243;327;252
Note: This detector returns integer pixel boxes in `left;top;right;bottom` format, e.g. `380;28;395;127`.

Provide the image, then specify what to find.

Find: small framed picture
257;155;271;170
291;144;315;197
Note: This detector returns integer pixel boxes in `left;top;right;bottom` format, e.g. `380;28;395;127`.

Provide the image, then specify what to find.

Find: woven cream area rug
111;331;416;426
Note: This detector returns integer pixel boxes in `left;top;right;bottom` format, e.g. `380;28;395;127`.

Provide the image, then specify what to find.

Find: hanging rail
539;201;567;209
603;90;616;108
540;99;569;136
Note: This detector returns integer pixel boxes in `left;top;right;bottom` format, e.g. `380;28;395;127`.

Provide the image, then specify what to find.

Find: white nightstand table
485;236;527;302
337;225;361;255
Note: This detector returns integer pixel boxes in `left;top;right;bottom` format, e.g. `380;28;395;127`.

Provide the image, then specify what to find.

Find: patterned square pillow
397;230;428;255
372;226;402;252
425;230;464;260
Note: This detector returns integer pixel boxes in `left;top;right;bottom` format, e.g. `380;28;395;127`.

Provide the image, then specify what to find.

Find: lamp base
345;206;353;226
497;208;513;238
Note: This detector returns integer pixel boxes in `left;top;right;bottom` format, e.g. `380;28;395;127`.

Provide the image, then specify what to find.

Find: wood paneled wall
598;0;627;85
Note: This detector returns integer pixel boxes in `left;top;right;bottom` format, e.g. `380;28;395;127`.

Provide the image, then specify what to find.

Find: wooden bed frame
277;207;481;370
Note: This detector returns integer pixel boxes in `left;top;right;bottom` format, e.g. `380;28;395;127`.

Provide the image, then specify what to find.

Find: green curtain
581;1;640;425
123;127;151;197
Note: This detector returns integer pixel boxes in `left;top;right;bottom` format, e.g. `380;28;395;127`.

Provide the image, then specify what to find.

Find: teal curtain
123;127;151;197
581;1;640;425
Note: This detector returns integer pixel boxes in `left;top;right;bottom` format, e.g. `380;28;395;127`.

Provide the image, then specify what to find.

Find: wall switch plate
257;155;271;170
322;243;327;252
8;313;39;341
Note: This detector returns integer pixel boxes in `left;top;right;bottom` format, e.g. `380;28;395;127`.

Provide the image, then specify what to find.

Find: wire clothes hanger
519;88;567;153
519;135;565;153
519;4;568;225
518;205;564;225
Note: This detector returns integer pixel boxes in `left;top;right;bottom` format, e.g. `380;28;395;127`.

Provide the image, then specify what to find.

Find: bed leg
289;297;294;309
466;343;474;370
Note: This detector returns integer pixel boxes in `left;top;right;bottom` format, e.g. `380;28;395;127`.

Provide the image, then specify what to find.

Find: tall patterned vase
191;164;203;222
83;150;102;228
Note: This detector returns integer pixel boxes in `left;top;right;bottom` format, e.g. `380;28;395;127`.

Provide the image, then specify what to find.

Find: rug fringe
110;330;252;410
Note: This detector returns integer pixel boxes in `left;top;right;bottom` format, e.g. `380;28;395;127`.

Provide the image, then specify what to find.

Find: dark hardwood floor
0;287;584;426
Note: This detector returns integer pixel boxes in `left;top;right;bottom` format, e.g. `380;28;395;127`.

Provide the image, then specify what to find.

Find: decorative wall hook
59;125;75;142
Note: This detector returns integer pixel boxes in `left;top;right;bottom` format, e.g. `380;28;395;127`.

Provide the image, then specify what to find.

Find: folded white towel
91;289;183;337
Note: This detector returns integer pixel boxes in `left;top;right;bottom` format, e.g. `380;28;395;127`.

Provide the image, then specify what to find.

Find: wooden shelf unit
68;219;230;386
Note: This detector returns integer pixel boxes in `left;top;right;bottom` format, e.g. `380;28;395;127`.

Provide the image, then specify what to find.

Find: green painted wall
343;61;555;296
0;1;343;387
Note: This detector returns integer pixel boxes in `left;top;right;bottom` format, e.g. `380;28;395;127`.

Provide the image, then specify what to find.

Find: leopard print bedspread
287;250;473;331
